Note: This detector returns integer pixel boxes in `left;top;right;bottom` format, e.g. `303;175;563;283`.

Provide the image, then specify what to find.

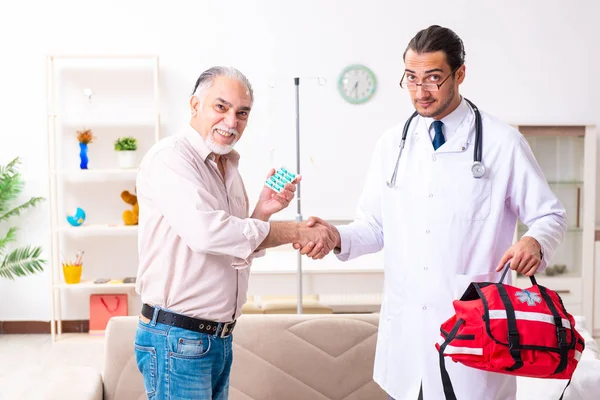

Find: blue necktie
432;120;445;150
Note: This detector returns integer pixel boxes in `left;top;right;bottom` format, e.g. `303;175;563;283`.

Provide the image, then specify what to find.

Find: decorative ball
66;207;86;226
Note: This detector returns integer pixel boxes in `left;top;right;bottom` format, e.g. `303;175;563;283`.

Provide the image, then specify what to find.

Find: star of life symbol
515;290;542;306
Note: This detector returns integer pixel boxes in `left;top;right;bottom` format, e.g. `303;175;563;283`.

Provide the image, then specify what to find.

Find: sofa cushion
103;316;146;400
259;295;333;314
261;302;333;314
102;314;386;400
229;314;386;400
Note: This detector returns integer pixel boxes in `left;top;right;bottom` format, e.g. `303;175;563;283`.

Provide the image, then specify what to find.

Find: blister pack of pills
265;167;297;193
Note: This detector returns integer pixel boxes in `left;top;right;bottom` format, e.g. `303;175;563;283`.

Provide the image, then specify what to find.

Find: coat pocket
453;177;492;221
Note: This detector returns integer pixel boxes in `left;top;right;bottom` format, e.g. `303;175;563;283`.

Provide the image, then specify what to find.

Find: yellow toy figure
121;190;139;225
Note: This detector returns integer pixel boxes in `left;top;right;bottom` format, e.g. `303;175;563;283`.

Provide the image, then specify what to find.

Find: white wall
1;0;599;321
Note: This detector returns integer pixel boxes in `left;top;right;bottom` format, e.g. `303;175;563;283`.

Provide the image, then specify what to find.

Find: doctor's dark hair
403;25;466;71
191;66;254;102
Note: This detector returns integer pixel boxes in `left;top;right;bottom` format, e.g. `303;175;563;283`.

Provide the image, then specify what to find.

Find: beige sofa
62;313;386;400
30;313;600;400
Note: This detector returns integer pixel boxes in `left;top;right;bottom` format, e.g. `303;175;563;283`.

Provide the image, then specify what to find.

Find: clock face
338;64;377;104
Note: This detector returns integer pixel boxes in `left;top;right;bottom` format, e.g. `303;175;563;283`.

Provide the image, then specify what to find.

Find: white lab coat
336;102;567;400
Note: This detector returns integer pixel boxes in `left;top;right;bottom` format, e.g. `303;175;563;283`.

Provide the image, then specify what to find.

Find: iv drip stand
294;77;303;314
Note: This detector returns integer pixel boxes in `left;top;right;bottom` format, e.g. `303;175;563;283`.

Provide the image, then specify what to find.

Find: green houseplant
0;157;46;280
114;136;138;169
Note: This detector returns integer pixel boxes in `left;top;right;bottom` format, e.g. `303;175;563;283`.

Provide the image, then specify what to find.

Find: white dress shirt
135;124;270;322
335;98;567;400
423;96;471;143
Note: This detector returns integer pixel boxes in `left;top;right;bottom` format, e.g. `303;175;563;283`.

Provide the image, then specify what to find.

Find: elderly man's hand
495;236;542;277
293;217;340;260
251;169;301;221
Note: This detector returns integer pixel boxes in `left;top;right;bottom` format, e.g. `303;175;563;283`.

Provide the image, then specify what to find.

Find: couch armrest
33;366;103;400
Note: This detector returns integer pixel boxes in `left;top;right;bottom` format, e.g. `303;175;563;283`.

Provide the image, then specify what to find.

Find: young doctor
296;25;567;400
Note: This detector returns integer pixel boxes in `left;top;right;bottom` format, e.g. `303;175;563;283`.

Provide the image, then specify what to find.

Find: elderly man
134;66;337;400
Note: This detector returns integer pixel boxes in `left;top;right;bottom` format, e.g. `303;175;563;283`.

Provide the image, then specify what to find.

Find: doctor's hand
251;169;301;221
495;236;543;277
293;216;341;260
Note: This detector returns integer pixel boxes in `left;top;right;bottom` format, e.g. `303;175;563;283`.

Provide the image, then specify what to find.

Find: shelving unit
595;240;600;337
46;55;160;341
511;125;596;329
54;282;137;290
57;224;138;235
57;169;139;181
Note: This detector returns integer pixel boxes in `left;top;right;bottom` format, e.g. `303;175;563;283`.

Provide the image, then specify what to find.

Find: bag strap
558;378;572;400
100;296;121;313
438;318;464;400
498;263;537;286
494;283;524;371
537;285;570;374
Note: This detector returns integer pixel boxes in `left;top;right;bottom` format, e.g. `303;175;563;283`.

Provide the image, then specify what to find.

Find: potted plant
0;157;46;280
76;128;95;169
114;136;138;169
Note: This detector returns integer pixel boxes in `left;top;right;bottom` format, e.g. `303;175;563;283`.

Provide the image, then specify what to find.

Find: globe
66;207;86;226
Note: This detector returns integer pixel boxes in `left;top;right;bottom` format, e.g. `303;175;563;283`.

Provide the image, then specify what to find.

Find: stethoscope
386;98;485;188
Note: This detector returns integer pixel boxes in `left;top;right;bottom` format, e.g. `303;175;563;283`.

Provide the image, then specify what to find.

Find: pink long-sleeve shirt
135;124;270;322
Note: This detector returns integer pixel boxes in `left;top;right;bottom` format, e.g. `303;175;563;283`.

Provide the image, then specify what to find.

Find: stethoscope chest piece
471;161;485;178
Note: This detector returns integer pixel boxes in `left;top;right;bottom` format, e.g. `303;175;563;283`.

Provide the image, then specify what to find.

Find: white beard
205;132;237;155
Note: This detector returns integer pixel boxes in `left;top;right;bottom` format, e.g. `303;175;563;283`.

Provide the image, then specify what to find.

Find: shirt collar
422;96;470;140
183;124;241;166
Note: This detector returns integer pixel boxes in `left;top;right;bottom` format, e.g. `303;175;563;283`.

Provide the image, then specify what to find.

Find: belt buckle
219;321;235;338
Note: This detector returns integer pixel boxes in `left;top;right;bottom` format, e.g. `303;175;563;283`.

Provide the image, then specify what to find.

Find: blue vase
79;143;88;169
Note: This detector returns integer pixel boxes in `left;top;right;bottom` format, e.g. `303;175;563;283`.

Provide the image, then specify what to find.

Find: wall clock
337;64;377;104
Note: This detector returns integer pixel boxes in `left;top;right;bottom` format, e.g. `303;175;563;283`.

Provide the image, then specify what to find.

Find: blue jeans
134;310;233;400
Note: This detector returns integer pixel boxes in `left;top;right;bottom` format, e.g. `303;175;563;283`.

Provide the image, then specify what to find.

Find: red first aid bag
436;265;585;400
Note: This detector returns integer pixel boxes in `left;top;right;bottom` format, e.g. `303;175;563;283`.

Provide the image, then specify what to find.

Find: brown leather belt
141;304;236;338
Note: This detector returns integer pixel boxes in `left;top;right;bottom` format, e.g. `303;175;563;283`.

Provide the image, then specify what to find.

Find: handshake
293;217;341;260
253;174;341;257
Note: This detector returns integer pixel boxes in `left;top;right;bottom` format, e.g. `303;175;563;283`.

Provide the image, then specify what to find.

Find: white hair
192;66;254;104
